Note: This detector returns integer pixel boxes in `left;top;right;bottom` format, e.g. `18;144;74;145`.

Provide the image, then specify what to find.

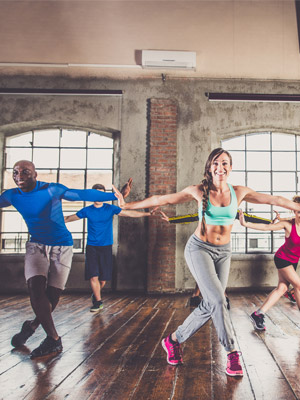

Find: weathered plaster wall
1;75;300;293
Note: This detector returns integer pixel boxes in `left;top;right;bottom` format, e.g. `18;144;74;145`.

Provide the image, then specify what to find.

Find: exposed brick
146;98;178;293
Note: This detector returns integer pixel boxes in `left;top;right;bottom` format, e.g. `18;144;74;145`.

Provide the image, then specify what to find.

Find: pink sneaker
226;351;243;376
161;335;183;366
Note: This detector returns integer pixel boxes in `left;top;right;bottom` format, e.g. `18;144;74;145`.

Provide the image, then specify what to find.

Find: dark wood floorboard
0;292;300;400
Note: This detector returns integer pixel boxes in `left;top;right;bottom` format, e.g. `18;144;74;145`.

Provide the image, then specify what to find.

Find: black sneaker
31;336;62;358
250;311;266;331
11;320;35;347
189;296;201;307
90;300;103;313
226;296;230;310
284;290;296;303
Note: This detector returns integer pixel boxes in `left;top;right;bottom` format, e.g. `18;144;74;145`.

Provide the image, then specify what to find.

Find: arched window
222;132;299;253
1;128;114;253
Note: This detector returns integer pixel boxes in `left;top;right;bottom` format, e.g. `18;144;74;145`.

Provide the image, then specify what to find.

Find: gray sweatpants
175;234;235;352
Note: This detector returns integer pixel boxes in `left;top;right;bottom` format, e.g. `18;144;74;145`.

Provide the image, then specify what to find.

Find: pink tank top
275;220;300;263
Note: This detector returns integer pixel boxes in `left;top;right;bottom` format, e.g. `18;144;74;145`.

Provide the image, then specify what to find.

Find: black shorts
274;255;298;270
85;244;113;281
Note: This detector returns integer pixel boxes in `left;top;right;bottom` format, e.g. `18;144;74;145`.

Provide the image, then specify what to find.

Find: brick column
146;98;177;293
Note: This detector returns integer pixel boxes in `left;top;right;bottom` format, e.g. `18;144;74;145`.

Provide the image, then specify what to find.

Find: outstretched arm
113;185;196;210
238;186;300;212
64;214;80;223
118;209;152;218
63;189;117;202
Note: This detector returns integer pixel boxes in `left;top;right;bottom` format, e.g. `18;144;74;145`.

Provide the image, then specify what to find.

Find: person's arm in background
238;209;289;232
118;209;154;218
64;214;81;223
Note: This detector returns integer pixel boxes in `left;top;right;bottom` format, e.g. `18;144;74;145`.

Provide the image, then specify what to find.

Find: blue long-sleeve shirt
0;181;117;246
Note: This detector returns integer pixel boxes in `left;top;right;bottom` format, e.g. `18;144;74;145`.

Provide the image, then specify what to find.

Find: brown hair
200;148;232;236
92;183;106;191
292;195;300;204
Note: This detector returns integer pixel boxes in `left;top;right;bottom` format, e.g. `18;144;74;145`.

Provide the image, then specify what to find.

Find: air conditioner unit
141;50;196;70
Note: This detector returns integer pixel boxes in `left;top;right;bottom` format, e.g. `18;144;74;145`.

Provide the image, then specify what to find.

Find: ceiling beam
0;89;123;96
206;92;300;102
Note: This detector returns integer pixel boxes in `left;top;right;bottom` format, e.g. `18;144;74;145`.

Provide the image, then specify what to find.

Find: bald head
13;160;37;192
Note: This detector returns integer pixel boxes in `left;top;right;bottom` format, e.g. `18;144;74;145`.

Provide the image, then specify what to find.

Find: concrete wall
1;74;300;293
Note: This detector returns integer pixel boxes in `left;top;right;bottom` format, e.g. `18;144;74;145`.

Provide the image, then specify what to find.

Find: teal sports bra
199;183;237;226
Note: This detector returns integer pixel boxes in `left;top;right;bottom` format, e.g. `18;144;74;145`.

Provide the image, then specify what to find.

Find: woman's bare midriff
194;223;232;245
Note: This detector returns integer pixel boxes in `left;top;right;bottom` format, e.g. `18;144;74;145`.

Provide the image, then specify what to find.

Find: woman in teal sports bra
114;147;300;377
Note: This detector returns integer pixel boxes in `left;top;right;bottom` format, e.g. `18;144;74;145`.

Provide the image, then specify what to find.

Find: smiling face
13;160;37;192
209;152;232;184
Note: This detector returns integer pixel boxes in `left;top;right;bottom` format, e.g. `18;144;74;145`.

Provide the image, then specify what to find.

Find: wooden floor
1;292;300;400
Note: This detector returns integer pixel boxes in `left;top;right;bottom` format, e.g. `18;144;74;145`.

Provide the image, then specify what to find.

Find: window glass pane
0;232;28;253
60;149;86;168
246;152;270;171
36;170;57;183
232;221;242;231
274;232;286;251
230;151;244;170
247;172;271;191
6;132;32;147
71;233;85;253
61;130;87;147
272;152;295;171
222;136;245;150
273;172;296;191
246;202;272;213
64;214;84;233
272;133;295;151
33;148;59;168
272;192;298;215
87;149;113;169
228;171;245;186
231;232;246;253
247;232;271;253
59;170;85;188
86;171;113;190
6;148;32;168
88;133;113;148
3;170;15;189
62;199;85;210
246;133;270;150
34;129;60;147
1;211;28;232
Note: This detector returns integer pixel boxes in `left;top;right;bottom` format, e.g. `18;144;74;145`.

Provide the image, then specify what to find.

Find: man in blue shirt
65;183;151;312
0;160;124;358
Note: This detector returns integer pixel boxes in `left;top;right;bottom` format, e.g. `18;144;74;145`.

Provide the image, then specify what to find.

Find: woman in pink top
239;195;300;331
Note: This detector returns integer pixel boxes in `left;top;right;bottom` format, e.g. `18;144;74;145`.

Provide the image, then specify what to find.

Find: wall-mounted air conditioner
141;50;196;70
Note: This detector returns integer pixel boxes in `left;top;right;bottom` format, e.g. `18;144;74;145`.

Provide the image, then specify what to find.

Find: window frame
222;132;298;254
1;128;115;254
